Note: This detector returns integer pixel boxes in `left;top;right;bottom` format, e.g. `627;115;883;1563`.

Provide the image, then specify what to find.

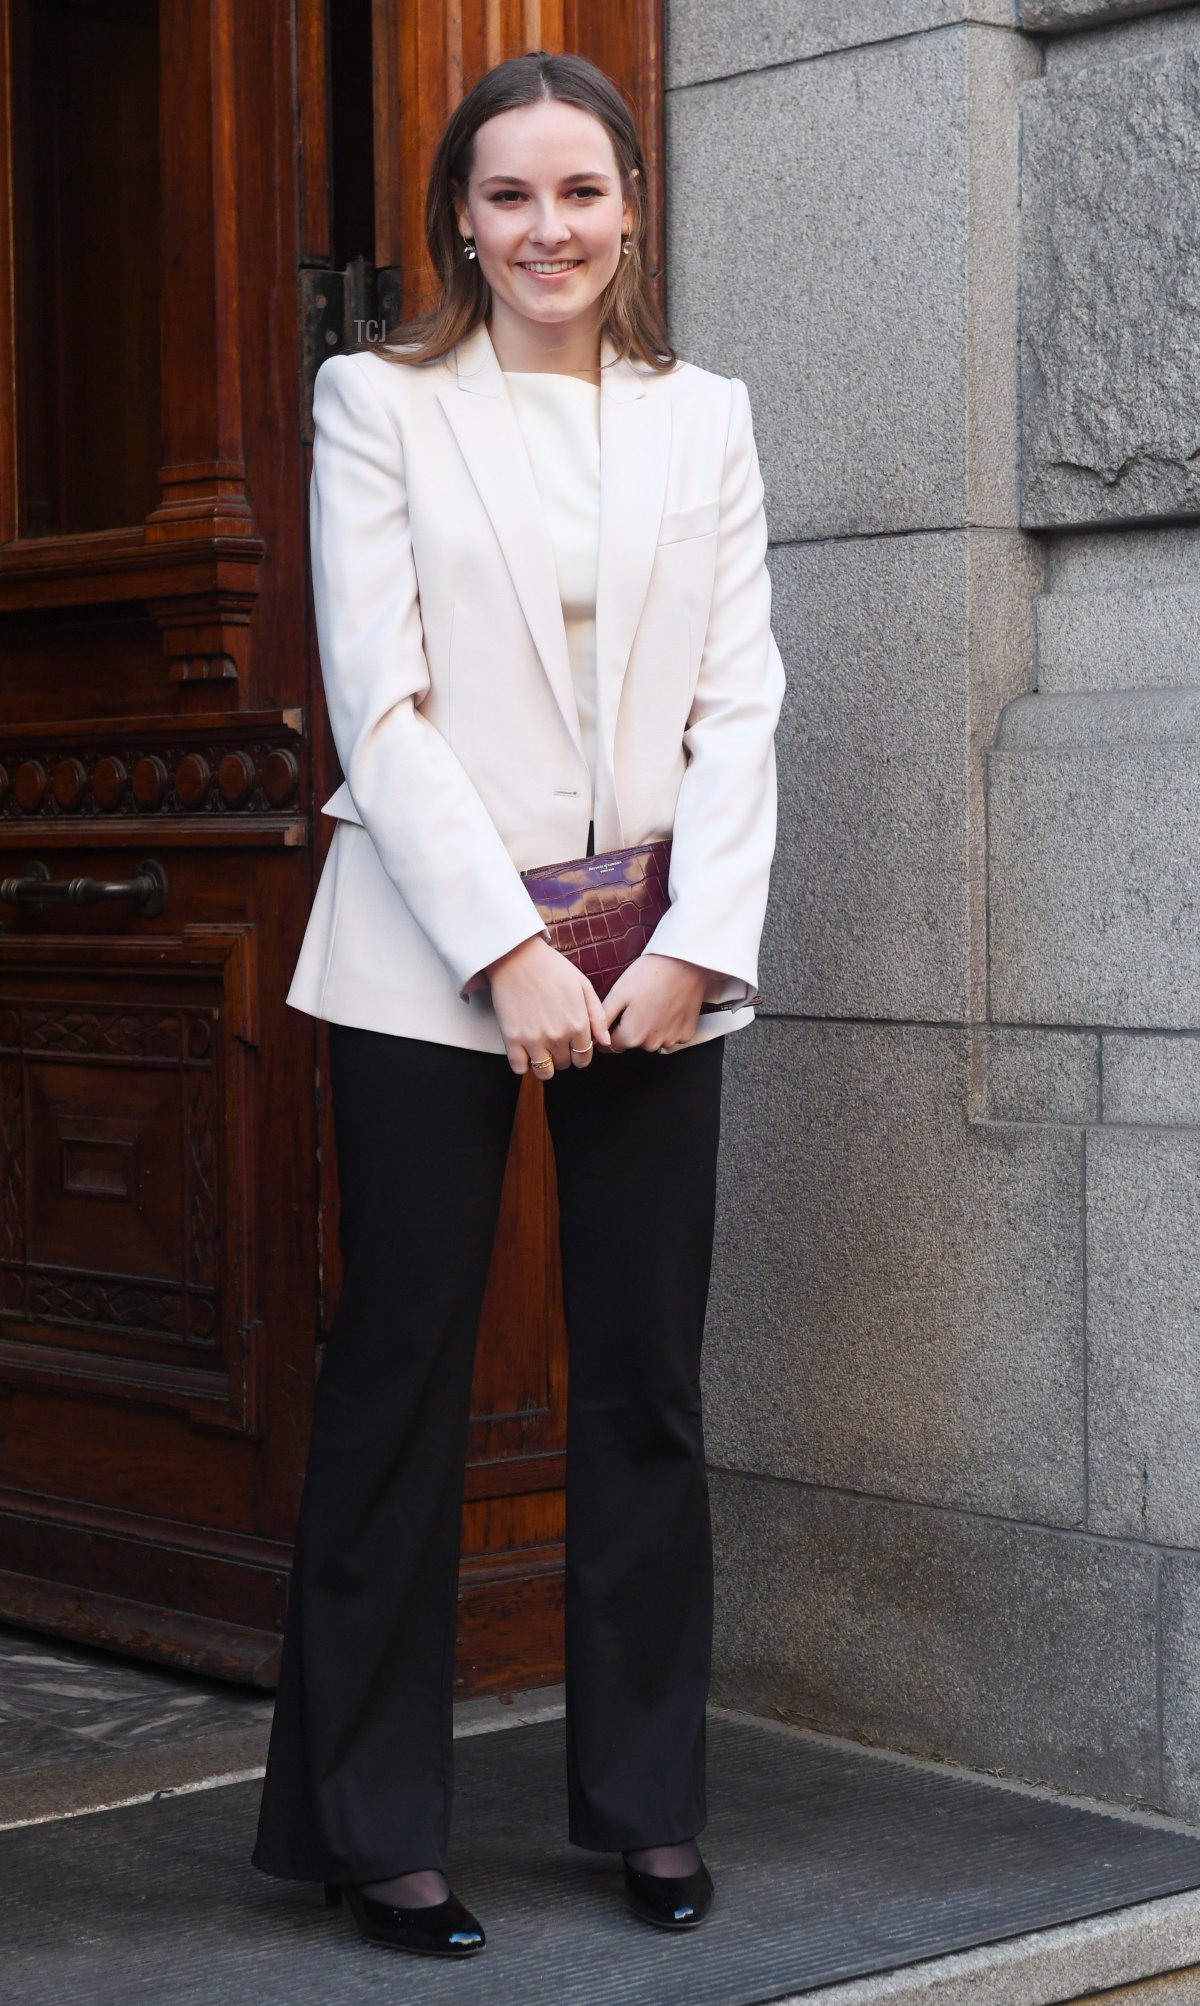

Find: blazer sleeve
308;351;550;1002
641;374;787;1006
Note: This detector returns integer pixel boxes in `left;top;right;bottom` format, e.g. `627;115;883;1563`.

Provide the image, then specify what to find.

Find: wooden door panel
470;1077;567;1447
0;1402;260;1526
0;1503;288;1682
0;924;259;1435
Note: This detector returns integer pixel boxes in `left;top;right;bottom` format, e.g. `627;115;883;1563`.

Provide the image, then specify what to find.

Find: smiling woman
252;46;784;1963
463;123;631;360
360;49;673;382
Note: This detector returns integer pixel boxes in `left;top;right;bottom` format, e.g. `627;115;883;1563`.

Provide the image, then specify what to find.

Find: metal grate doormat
5;1711;1200;2004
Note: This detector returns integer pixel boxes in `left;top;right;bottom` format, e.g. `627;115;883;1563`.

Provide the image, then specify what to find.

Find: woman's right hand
485;937;613;1077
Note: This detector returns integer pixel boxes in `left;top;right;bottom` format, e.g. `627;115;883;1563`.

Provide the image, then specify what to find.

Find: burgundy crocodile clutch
519;837;758;1013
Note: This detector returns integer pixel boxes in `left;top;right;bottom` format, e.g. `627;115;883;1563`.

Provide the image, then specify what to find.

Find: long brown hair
361;51;676;372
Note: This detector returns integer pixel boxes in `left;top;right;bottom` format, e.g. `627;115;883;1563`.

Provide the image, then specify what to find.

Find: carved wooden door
0;0;662;1692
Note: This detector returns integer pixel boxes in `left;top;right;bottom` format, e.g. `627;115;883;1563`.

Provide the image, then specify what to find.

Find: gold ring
570;1041;593;1055
531;1052;554;1069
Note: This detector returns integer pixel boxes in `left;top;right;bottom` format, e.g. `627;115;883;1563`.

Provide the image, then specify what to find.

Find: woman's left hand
601;954;711;1054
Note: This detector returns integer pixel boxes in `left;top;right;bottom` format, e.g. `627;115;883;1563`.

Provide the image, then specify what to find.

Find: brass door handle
0;857;168;918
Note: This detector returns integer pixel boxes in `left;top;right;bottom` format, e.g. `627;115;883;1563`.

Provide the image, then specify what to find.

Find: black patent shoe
621;1852;714;1930
324;1879;486;1956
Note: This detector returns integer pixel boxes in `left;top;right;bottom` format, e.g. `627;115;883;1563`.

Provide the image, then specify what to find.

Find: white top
502;371;601;820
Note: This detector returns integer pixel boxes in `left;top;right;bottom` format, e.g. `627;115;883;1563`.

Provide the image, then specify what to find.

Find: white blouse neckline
502;370;600;388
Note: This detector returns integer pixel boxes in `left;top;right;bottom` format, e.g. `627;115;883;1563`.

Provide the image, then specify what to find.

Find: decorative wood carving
0;710;303;829
0;925;262;1434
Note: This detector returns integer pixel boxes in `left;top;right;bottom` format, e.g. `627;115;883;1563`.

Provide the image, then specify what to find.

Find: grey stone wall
1020;33;1200;528
666;4;1016;88
666;0;1200;1822
1041;3;1200;61
1020;1;1191;31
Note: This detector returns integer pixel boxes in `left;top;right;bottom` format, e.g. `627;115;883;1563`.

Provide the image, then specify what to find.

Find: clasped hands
484;935;712;1076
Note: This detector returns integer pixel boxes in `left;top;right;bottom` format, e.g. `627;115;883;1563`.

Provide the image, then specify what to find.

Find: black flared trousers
251;1019;726;1884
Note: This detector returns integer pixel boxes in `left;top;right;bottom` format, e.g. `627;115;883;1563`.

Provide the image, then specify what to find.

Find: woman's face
456;100;634;336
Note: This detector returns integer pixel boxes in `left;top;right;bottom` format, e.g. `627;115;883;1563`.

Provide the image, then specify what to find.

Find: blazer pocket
657;499;720;545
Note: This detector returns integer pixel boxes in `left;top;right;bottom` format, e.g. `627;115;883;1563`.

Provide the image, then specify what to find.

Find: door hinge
299;260;403;439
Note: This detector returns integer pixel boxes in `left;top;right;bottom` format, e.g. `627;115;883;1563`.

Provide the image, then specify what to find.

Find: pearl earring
622;238;632;256
463;236;477;261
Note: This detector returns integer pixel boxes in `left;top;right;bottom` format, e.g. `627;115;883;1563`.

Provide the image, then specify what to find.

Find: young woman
251;49;785;1959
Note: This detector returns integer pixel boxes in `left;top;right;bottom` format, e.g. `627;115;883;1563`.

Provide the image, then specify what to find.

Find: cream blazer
286;319;786;1055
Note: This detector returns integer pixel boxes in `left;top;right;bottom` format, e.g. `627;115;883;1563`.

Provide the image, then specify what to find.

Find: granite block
1020;47;1200;528
1045;524;1200;595
667;0;1015;91
762;531;1039;1022
1023;0;1194;32
988;741;1200;1028
1103;1033;1200;1124
709;1467;1159;1802
1044;5;1200;73
996;687;1200;746
707;1019;1085;1522
1037;587;1200;694
1037;525;1200;691
667;28;1036;540
1162;1554;1200;1823
1086;1126;1200;1545
983;1026;1100;1121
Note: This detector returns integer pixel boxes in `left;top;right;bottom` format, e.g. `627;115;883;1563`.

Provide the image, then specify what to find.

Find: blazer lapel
595;332;671;837
435;323;586;766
